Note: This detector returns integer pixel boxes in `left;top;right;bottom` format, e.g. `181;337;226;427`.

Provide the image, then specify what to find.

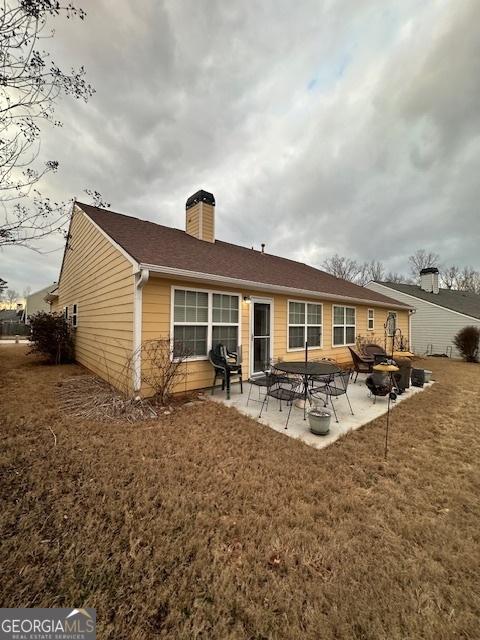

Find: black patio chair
246;374;269;406
208;343;243;400
310;369;354;423
258;369;303;429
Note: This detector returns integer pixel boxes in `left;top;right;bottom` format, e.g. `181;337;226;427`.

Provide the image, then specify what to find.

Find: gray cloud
1;0;479;295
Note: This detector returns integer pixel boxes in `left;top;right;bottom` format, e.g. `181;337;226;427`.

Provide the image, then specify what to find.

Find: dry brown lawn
1;345;480;640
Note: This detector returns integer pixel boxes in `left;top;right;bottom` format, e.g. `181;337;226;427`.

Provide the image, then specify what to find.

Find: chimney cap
420;267;439;275
186;189;215;210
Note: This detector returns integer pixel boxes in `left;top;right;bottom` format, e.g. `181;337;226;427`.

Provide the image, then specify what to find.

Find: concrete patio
210;373;434;449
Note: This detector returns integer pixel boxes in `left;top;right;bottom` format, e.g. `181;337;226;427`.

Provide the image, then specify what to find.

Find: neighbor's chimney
185;189;215;243
420;267;439;294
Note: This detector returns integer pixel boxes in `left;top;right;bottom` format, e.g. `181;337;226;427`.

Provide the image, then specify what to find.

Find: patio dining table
274;360;341;419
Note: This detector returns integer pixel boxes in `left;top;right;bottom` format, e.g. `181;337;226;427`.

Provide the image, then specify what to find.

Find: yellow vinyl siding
141;276;410;395
185;207;200;238
55;208;135;392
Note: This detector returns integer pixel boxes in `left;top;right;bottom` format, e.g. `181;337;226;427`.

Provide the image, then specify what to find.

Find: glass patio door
251;300;271;374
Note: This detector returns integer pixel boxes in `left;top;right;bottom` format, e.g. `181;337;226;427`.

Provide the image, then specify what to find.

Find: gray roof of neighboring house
375;281;480;320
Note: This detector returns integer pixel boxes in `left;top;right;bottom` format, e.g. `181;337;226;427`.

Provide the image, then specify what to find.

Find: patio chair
208;343;243;400
246;366;289;406
348;347;374;382
310;370;354;423
258;369;303;429
246;374;269;406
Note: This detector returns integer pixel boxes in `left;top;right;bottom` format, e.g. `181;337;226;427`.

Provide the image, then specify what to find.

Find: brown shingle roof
78;202;410;308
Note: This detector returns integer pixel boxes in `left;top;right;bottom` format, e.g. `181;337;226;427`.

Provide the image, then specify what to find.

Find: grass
1;345;479;639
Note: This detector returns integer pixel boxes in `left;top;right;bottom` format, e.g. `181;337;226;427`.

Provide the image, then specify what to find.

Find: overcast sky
2;0;479;296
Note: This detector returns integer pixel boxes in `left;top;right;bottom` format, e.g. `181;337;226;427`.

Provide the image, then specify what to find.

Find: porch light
243;296;251;304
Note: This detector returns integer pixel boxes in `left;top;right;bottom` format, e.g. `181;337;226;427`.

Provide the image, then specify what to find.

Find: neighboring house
366;268;480;357
51;191;411;396
25;283;57;321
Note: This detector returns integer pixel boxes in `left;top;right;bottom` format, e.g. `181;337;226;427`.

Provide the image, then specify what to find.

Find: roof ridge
77;201;342;280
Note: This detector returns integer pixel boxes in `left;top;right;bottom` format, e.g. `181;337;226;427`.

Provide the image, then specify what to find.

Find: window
386;311;397;336
288;301;322;349
173;289;208;357
212;293;239;352
72;303;78;328
63;306;68;321
172;288;240;358
332;305;356;346
367;308;374;331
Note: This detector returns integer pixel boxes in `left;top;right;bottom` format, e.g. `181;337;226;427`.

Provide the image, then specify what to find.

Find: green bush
453;326;480;363
29;312;75;364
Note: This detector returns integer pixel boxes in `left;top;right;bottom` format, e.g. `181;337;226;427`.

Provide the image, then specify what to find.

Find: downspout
133;268;149;396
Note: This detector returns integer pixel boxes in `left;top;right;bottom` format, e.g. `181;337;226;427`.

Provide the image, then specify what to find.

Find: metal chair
246;374;269;406
208;344;243;400
258;370;303;429
310;370;354;423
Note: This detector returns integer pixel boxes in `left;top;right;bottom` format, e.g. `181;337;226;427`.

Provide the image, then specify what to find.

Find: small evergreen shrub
29;312;75;364
453;326;480;362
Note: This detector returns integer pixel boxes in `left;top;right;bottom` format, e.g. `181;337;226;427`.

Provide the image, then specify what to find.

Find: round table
274;361;341;419
275;361;340;377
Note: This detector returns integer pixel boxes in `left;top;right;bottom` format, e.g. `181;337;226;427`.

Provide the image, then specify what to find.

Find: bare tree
6;288;19;307
0;1;95;248
408;249;440;280
458;266;480;294
441;265;461;289
385;271;409;284
322;254;361;282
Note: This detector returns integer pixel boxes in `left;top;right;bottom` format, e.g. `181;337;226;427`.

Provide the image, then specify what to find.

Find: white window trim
170;285;241;361
332;305;356;347
367;308;374;331
287;299;323;352
71;303;78;328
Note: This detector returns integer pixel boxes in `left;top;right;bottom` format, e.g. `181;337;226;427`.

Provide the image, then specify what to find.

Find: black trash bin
411;368;425;388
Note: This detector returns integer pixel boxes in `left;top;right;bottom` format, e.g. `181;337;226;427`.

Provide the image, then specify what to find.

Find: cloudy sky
2;0;479;295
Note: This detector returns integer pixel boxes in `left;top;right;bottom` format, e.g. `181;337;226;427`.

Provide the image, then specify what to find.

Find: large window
173;288;239;358
332;305;356;346
212;294;239;352
288;301;322;349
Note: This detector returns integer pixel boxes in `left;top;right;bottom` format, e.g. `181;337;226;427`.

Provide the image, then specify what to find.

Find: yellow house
51;191;412;396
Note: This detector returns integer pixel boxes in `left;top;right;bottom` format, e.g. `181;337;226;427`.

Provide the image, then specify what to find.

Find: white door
250;299;272;375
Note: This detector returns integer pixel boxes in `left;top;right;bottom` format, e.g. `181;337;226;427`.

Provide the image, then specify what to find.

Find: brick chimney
185;190;215;242
420;267;439;294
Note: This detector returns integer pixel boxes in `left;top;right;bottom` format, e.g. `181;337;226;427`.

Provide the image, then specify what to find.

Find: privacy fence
0;321;30;338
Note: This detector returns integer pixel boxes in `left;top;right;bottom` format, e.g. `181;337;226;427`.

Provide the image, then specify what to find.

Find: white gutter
133;268;149;394
140;263;412;311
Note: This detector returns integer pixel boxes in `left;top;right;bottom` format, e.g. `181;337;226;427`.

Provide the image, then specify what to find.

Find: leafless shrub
133;337;191;405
